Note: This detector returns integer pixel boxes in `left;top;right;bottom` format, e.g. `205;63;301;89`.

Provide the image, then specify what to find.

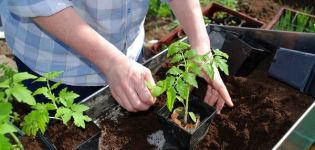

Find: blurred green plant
148;0;173;18
275;8;315;33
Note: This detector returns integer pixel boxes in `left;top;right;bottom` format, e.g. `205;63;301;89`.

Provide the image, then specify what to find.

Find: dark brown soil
238;0;281;23
45;121;99;150
21;136;45;150
196;70;313;150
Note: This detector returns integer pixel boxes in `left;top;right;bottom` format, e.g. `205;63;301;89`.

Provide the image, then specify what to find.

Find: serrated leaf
165;76;175;88
176;96;185;105
184;50;197;59
71;104;89;113
151;86;164;97
59;88;79;106
34;77;47;82
167;42;181;57
166;86;176;112
0;103;12;116
55;107;72;125
167;66;183;75
13;72;37;83
32;87;48;96
214;57;229;75
176;79;189;100
33;103;56;111
0;135;12;150
43;71;63;80
183;72;198;88
11;84;36;105
170;54;183;63
193;55;204;64
0;79;10;88
213;49;229;59
189;112;197;123
51;81;62;90
72;112;90;128
189;62;202;75
22;109;49;136
0;123;17;134
203;64;215;80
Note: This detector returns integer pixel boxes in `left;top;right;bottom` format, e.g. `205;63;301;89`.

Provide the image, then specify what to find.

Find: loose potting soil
98;63;313;149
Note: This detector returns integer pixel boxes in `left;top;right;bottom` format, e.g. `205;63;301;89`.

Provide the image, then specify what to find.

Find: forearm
33;7;126;73
169;0;210;55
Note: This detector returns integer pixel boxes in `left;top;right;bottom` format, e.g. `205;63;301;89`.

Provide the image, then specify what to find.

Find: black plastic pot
268;48;315;97
224;16;242;27
221;31;270;76
157;96;216;150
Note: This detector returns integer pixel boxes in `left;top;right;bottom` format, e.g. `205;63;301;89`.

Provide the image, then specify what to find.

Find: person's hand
202;67;234;114
105;57;156;112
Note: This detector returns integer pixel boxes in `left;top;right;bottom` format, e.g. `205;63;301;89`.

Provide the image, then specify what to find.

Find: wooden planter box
264;7;315;32
149;2;266;54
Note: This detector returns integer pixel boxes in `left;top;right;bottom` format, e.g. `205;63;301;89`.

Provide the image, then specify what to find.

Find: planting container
214;28;270;76
157;96;216;149
265;7;315;32
149;2;266;54
268;48;315;95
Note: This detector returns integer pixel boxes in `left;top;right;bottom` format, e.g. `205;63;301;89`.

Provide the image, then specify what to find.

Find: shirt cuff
8;0;73;18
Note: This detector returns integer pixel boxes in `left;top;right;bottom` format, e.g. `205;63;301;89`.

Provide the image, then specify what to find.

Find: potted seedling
146;41;229;149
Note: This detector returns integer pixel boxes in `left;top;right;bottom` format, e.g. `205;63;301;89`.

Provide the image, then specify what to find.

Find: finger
212;77;234;107
117;87;137;112
203;85;213;104
123;83;150;111
111;89;133;112
215;97;225;114
208;89;219;106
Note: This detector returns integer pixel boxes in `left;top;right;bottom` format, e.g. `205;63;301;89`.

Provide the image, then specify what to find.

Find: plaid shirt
0;0;167;86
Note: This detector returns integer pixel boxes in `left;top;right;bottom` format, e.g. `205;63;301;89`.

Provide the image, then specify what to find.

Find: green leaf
214;57;229;75
32;87;48;96
43;71;63;80
193;55;204;64
0;79;10;88
165;76;176;88
55;107;72;125
184;50;197;59
203;64;215;80
0;103;12;116
167;41;190;57
145;81;155;90
183;72;198;88
59;88;80;104
176;96;185;105
170;54;184;63
166;86;176;112
151;86;164;97
34;77;47;82
167;66;183;75
0;92;4;101
33;103;56;111
213;49;229;59
189;112;197;123
0;123;17;134
22;109;49;136
71;104;89;113
13;72;37;83
0;135;12;150
188;62;202;76
176;79;189;100
72;112;91;128
51;81;62;90
11;84;36;106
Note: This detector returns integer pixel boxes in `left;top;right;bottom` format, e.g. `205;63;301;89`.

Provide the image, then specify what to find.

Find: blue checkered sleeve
8;0;73;17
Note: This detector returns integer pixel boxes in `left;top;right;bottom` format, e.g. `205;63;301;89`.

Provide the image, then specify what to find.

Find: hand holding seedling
105;57;156;112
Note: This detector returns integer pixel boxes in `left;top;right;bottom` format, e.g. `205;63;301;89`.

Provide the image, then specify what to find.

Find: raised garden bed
265;7;315;32
147;2;266;57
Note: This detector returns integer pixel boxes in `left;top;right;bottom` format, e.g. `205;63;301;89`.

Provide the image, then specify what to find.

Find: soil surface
196;70;313;150
238;0;281;23
98;60;313;149
45;121;99;150
98;99;166;150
